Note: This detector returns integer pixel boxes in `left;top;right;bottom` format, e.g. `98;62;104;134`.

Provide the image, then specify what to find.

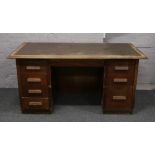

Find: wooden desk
8;43;147;113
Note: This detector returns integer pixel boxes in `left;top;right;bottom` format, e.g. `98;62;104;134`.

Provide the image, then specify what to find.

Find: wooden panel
50;59;104;67
103;85;133;113
22;85;49;97
21;97;51;113
24;75;47;85
17;59;48;74
53;67;103;105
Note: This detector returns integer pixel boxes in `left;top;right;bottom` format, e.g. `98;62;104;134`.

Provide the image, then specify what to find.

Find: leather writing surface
8;43;146;59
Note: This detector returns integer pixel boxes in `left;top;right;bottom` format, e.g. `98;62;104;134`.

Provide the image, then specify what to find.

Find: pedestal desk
8;43;147;114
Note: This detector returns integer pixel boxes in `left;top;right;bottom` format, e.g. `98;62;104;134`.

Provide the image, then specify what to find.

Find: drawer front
105;76;134;85
17;60;48;74
104;60;136;85
103;85;133;112
21;97;50;112
21;87;49;97
21;73;48;86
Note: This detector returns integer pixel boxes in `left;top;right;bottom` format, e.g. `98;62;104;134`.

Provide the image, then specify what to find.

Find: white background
0;0;155;33
0;0;155;155
0;123;155;155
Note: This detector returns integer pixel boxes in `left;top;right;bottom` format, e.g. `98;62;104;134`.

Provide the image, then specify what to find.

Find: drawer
105;76;134;85
104;60;136;85
21;86;49;97
21;97;50;112
17;59;48;74
21;73;48;85
103;85;134;112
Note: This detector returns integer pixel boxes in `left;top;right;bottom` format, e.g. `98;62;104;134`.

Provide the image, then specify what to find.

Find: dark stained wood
103;85;133;112
17;59;48;74
130;60;139;112
103;59;139;113
50;59;105;67
21;97;51;113
10;43;146;114
53;67;103;105
104;60;136;85
16;59;53;113
20;73;49;97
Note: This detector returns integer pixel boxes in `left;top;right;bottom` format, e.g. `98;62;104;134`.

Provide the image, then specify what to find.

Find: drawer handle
113;78;128;83
114;66;129;71
28;89;42;94
26;66;41;70
113;96;127;100
48;85;52;88
28;101;42;106
27;78;41;83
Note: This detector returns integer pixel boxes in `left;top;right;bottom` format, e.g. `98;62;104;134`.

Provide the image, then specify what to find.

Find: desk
8;43;146;113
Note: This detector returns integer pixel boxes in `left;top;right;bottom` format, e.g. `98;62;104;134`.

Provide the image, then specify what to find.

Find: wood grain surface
8;42;147;59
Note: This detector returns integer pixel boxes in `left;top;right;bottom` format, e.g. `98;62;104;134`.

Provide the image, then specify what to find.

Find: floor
0;88;155;122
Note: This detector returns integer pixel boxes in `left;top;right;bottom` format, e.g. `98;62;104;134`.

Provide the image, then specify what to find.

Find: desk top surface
8;42;147;59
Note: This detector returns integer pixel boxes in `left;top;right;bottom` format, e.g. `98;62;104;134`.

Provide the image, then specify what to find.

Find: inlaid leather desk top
8;42;147;59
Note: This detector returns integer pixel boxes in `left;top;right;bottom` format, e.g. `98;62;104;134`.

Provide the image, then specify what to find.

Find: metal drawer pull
113;78;128;83
27;78;41;83
28;101;42;106
113;96;127;100
26;66;41;70
28;89;42;94
114;66;129;71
